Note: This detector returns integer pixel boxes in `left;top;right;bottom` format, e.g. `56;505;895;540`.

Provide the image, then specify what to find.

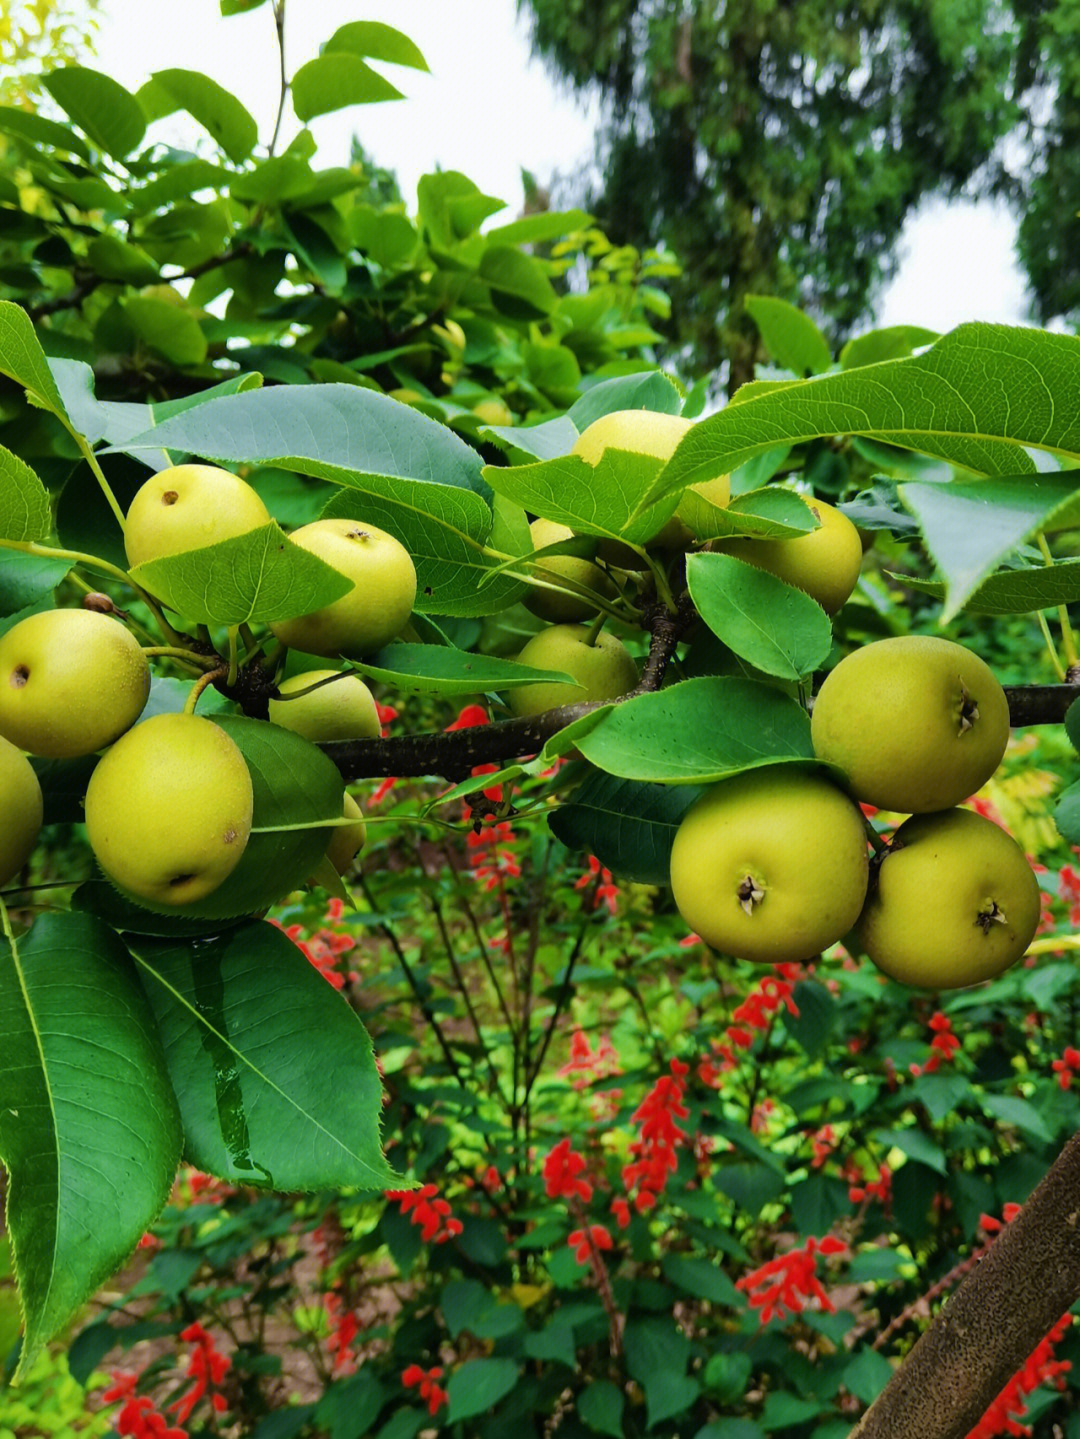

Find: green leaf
693;1420;764;1439
840;326;939;370
227;154;314;204
42;67;146;159
568;372;683;430
760;1392;830;1429
0;105;91;159
479;246;558;318
785;981;837;1058
0;912;183;1376
578;1381;625;1436
899;475;1080;621
130;521;353;627
0;301;72;426
873;1128;947;1175
900;559;1080;615
142;69;258;163
291;54;403;123
713;1160;787;1214
441;1279;524;1340
314;1371;384;1439
84;235;159;285
220;0;268;13
745;295;833;375
416;171;505;249
661;1255;740;1306
482;451;674;546
572;677;814;783
980;1094;1054;1143
686;552;832;681
1055;779;1080;844
343;642;575;695
0;549;70;615
679;485;818;541
445;1358;520;1423
128;920;397;1190
548;771;702;884
122;295;207;367
842;1347;894;1405
623;1318;700;1428
0;449;50;542
323;21;429;71
487;209;594;246
663;325;1080;492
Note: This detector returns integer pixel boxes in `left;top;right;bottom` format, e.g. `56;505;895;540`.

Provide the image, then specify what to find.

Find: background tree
518;0;1022;390
1013;0;1080;328
0;0;99;104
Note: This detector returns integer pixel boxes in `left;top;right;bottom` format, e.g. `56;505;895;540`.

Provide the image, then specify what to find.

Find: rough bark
848;1131;1080;1439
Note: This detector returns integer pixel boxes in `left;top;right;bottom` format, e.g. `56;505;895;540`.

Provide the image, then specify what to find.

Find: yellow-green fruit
473;398;513;427
269;518;417;659
524;519;615;623
325;793;366;875
268;669;380;742
85;713;253;907
857;808;1040;989
0;735;43;885
124;464;270;569
669;767;869;963
507;625;638;719
715;494;862;614
0;610;150;758
573;409;694;565
811;636;1010;813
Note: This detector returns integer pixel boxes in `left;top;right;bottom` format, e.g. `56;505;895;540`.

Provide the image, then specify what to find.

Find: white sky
94;0;1034;338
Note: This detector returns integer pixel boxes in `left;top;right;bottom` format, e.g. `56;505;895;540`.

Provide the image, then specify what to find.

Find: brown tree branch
848;1130;1080;1439
319;600;691;783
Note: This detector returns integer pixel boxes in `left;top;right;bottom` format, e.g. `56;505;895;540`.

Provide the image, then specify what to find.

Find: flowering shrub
39;728;1080;1437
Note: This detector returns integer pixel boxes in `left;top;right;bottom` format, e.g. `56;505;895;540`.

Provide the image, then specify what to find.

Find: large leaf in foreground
573;677;815;783
658;325;1080;497
0;448;50;543
129;921;398;1191
0;912;182;1375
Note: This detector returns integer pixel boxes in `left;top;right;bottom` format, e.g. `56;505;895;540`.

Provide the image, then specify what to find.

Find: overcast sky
94;0;1034;337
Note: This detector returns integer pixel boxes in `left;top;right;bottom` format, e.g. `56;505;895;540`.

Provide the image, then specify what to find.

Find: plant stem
142;646;219;669
1037;533;1079;667
71;433;127;532
184;667;227;714
268;0;288;157
227;626;239;688
1035;609;1067;681
583;611;607;647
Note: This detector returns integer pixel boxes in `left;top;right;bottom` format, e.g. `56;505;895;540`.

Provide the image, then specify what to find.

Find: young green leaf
745;295;833;376
0;448;50;542
686;552;832;680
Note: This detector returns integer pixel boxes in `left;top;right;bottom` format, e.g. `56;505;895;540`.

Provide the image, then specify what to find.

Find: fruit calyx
958;683;980;735
975;899;1008;933
737;873;766;915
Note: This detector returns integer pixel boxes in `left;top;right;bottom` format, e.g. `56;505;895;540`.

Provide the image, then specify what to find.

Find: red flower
568;1224;614;1265
385;1184;463;1244
402;1363;450;1416
849;1162;892;1210
911;1011;961;1075
574;855;619;914
737;1235;848;1325
543;1138;593;1203
1052;1046;1080;1090
965;1314;1072;1438
620;1059;689;1212
167;1323;230;1425
446;704;489;731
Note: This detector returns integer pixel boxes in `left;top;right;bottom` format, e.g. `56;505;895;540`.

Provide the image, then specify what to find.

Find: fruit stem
183;666;228;715
71;434;127;533
226;626;239;688
863;818;888;856
1037;534;1079;668
1035;608;1067;681
643;549;679;616
583;611;607;647
141;646;220;671
485;545;639;625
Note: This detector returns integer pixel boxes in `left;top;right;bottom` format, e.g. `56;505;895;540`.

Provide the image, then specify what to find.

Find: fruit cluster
670;635;1040;990
0;464;413;910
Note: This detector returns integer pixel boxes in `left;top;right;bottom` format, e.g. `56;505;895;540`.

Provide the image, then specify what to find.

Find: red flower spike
385;1184;462;1244
402;1363;450;1416
543;1138;593;1203
737;1235;849;1325
965;1313;1072;1439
